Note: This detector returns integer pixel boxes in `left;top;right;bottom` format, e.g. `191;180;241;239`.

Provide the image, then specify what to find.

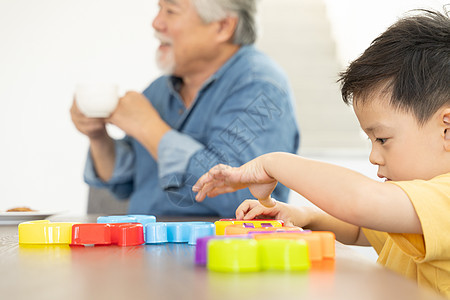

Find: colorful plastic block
224;224;303;235
188;223;215;245
206;238;310;272
258;239;310;271
214;219;283;235
314;231;336;259
207;238;260;272
195;235;250;265
72;223;144;246
252;231;336;260
19;220;77;244
72;223;112;245
101;223;145;246
165;222;214;244
144;223;168;244
97;215;156;228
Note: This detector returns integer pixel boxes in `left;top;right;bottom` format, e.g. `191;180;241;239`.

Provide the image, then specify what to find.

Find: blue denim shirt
84;45;300;217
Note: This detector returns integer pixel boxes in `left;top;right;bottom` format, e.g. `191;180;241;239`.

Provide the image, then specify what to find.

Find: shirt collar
166;45;253;94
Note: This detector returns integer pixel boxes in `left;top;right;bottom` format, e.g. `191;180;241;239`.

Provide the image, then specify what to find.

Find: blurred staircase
256;0;368;154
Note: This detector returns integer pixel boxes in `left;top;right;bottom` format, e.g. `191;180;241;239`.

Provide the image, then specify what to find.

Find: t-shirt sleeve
362;228;388;255
388;174;450;263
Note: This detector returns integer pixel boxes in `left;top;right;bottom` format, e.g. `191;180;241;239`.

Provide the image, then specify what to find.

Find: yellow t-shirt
362;173;450;298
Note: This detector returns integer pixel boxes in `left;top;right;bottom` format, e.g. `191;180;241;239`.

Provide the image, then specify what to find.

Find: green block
207;238;259;272
258;239;310;271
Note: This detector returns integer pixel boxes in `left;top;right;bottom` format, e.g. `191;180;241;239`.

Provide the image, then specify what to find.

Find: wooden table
0;215;445;300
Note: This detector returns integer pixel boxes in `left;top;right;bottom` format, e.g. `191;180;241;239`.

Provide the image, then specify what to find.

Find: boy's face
354;92;449;182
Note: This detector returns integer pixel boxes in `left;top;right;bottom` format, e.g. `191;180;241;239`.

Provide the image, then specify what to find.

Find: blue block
188;223;215;245
97;215;156;226
145;223;168;244
97;215;156;235
164;222;215;244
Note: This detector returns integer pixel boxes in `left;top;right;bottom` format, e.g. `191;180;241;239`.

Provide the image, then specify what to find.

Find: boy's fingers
235;210;244;220
193;174;217;202
243;206;265;220
192;164;232;193
194;176;233;201
207;186;236;198
197;180;223;199
194;165;218;186
192;177;206;192
207;164;230;179
235;200;255;219
258;197;276;208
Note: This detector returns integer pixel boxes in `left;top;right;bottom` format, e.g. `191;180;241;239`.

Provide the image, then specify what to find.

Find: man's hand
70;99;108;140
70;98;115;181
106;91;156;139
106;91;170;159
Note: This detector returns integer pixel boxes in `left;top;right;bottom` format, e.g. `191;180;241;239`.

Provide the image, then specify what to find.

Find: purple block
195;235;250;265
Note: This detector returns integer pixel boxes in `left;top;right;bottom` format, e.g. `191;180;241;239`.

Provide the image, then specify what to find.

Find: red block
111;223;145;246
71;223;144;246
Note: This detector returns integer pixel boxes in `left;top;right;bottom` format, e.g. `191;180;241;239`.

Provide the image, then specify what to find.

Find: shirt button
178;109;184;115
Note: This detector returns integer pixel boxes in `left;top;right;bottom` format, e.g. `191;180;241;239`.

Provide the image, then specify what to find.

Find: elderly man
71;0;299;217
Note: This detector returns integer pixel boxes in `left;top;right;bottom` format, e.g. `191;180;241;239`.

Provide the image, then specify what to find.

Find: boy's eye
376;138;388;145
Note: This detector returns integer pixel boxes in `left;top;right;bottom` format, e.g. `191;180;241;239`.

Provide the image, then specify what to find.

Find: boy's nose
369;148;384;166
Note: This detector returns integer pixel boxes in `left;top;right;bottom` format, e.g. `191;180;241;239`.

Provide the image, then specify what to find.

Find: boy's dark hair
338;9;450;125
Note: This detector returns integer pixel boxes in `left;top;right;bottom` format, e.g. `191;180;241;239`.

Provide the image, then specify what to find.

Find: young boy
193;9;450;297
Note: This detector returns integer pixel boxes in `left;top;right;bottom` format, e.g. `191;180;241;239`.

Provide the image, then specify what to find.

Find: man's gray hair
192;0;258;45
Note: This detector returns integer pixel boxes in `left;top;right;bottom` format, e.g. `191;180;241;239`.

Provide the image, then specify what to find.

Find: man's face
152;0;220;76
354;92;447;182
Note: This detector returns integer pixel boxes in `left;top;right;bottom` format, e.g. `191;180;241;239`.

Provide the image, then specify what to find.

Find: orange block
252;231;335;261
313;231;336;259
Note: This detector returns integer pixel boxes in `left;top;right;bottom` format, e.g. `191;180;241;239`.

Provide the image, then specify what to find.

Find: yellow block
214;219;283;235
18;220;77;244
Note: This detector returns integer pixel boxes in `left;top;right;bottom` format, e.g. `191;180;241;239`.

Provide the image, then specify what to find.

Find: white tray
0;212;58;225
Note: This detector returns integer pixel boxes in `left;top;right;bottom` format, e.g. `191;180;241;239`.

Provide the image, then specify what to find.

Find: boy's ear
443;108;450;151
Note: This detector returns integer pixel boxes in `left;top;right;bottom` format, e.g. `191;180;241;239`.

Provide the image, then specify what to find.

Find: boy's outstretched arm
236;199;370;246
193;152;422;234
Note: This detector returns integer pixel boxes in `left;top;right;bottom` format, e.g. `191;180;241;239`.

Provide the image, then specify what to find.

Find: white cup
75;83;119;118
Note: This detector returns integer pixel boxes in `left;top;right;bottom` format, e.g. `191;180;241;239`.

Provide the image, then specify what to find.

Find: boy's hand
192;157;278;206
236;200;301;227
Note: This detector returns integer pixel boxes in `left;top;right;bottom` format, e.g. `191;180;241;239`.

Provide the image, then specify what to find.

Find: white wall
0;0;447;214
324;0;448;66
0;0;159;214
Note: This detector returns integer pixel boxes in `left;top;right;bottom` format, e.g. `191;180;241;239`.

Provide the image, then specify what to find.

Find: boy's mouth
378;174;391;181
